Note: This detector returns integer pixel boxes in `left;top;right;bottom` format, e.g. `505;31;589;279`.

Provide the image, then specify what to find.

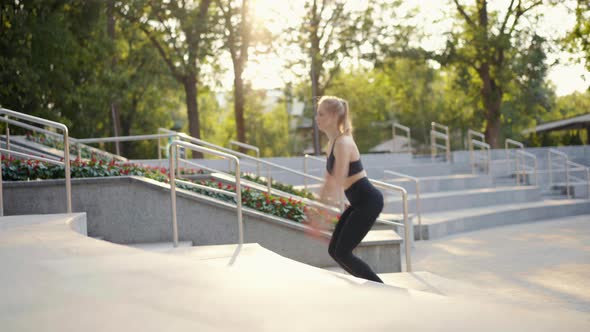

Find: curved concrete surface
1;213;589;331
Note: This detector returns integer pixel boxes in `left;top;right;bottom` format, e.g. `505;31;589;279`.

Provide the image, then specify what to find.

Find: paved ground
5;213;590;331
406;214;590;313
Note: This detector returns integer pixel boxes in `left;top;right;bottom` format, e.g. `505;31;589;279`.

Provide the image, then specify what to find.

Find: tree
442;0;550;148
291;0;376;154
564;0;590;83
215;0;271;150
117;0;216;157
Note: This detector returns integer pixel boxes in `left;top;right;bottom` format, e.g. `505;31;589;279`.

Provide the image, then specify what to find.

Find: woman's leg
328;206;357;276
331;197;384;283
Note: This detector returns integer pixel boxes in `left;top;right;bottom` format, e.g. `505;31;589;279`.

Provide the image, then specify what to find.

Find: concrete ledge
383;186;542;214
3;176;403;272
383;174;494;194
417;199;590;240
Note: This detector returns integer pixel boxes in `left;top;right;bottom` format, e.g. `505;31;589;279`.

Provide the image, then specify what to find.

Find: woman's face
315;105;337;133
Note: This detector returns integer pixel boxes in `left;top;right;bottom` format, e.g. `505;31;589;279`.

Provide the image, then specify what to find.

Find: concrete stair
127;241;193;252
382;186;542;214
383;173;494;194
415;199;590;240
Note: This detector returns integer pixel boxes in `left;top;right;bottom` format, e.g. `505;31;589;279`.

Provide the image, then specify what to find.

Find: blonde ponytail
317;95;353;135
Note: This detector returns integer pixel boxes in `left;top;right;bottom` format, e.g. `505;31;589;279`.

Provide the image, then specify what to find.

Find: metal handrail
392;123;411;153
548;149;570;198
303;154;325;191
229;140;261;176
369;178;412;272
167;131;324;185
1;117;126;162
78;133;177;144
470;139;491;174
468;129;486;174
430;122;450;163
384;170;422;241
565;160;590;199
505;138;524;160
169;140;244;264
1;108;72;214
301;153;413;271
514;150;538;186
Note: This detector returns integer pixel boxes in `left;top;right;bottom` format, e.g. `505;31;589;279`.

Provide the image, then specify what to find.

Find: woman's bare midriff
342;169;367;191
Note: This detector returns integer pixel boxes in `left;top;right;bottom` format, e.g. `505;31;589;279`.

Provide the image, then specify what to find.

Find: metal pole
391;123;395;153
534;157;538;186
487;148;491;174
303;155;308;191
63;128;72;213
233;158;244;246
5;126;10;158
566;160;570;199
407;128;411;153
416;180;422;241
586;167;589;200
547;151;553;190
402;190;412;272
157;136;162;161
256;150;261;177
267;164;272;194
445;128;451;163
169;150;179;247
430;130;435;162
514;155;520;187
469;138;474;174
0;157;3;216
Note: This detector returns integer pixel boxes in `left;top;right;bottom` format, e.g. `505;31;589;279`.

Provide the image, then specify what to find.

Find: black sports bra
326;139;364;176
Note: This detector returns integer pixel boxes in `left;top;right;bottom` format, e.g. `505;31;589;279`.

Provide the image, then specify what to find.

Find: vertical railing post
63;128;72;213
469;137;474;174
233;157;244;246
566;160;570;199
548;152;553;189
445;127;451;163
415;180;422;241
169;149;179;247
407;128;411;153
303;155;309;191
430;130;435;162
402;190;412;272
0;157;3;216
266;164;272;194
5;126;10;158
391;123;396;153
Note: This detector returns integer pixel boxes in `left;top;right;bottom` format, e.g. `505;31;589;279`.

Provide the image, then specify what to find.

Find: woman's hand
304;208;331;243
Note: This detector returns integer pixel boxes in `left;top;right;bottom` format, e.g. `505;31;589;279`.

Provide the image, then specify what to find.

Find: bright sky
225;0;589;96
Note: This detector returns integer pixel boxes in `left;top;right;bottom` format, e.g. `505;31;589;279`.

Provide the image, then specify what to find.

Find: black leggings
328;177;384;283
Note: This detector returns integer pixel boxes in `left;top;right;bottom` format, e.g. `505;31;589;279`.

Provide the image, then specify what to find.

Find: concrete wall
3;176;402;272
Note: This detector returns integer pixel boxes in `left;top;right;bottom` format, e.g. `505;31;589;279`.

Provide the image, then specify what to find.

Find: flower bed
1;155;308;223
240;172;315;199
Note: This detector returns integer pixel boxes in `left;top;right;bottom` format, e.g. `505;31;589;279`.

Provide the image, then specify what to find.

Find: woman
307;95;384;283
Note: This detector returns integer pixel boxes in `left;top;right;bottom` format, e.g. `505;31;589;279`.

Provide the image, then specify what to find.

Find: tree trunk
310;0;321;155
184;73;203;158
233;69;247;153
479;64;503;149
107;0;122;156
